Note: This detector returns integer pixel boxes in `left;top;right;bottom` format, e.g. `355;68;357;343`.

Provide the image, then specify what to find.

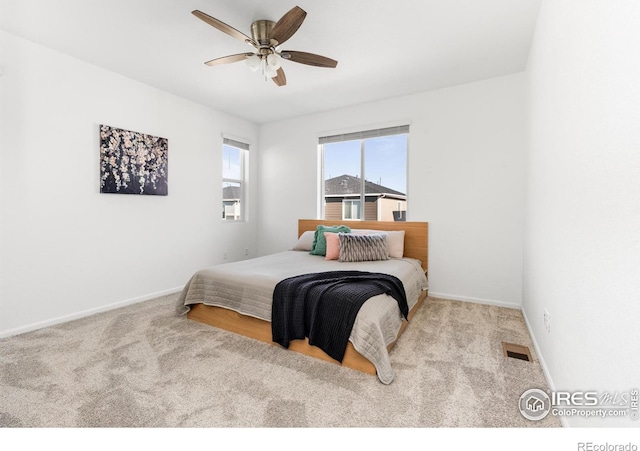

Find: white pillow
291;230;315;251
350;229;405;258
385;230;405;258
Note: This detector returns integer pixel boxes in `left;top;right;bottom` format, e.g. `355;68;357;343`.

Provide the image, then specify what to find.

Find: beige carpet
0;294;561;427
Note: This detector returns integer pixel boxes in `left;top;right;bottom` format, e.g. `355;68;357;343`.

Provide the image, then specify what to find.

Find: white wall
258;74;526;307
0;31;259;337
524;0;640;427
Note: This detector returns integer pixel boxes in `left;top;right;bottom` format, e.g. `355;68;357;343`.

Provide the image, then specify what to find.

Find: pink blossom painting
99;125;168;195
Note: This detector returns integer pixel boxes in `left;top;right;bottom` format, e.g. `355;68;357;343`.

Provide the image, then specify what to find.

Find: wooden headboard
298;219;428;274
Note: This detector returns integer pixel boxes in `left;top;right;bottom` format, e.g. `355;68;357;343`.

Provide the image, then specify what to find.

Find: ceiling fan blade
192;10;257;47
280;51;338;68
270;6;306;46
272;67;287;86
205;53;254;66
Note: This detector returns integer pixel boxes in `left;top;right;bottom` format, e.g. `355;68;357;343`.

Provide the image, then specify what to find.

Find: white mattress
177;250;428;384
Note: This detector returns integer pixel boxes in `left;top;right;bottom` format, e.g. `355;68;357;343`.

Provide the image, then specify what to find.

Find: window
342;199;361;220
222;138;248;221
320;125;409;222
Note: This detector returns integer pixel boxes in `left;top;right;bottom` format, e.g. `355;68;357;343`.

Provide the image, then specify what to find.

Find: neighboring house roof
324;174;406;198
223;185;241;201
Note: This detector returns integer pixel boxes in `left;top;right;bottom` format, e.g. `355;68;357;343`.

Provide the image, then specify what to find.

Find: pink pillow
324;232;340;260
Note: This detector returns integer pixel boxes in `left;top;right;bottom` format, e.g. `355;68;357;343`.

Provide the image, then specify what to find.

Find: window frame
222;137;249;222
319;125;409;222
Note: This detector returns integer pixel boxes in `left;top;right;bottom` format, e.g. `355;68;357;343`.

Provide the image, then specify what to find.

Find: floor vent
502;342;532;362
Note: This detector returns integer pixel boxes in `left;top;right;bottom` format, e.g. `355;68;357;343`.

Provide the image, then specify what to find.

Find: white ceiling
0;0;542;124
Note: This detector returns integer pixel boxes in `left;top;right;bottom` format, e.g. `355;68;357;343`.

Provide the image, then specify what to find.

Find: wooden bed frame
187;219;429;376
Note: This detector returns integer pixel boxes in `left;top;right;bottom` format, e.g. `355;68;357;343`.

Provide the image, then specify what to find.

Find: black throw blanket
271;271;408;363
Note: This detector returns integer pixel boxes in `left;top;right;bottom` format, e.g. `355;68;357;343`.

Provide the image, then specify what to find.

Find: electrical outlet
223;251;228;260
543;309;550;333
244;248;249;256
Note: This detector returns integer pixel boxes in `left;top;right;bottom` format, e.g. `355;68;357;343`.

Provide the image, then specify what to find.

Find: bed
176;219;428;384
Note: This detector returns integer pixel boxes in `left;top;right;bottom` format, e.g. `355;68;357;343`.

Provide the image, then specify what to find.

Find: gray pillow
338;233;389;262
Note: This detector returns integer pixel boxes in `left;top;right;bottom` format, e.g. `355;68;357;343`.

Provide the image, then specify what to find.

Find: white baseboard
427;291;521;310
521;307;569;427
0;286;183;339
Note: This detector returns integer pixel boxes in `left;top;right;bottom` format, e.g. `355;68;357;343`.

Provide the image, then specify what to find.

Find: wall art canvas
99;124;168;195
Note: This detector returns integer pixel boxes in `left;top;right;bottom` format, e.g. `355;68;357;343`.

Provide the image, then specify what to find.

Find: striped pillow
338;233;389;262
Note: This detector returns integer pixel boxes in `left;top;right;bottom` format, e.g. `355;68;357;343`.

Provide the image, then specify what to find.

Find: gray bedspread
176;250;428;384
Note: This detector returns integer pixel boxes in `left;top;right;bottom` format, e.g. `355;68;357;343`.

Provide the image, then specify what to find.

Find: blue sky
222;145;241;181
323;134;407;193
223;135;408;193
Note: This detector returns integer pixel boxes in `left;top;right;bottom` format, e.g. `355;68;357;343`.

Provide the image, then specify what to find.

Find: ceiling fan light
266;53;282;70
246;54;261;71
265;64;278;78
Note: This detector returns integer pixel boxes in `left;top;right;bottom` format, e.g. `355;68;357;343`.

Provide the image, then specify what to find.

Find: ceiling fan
192;6;338;86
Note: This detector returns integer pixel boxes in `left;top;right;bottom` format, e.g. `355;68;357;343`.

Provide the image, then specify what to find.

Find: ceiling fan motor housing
251;20;276;47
